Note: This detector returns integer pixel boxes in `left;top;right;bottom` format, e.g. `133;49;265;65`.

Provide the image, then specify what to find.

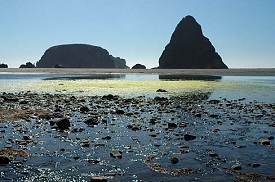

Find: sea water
0;73;275;103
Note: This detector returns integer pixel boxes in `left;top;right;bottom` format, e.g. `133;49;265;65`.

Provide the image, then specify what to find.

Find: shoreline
0;68;275;75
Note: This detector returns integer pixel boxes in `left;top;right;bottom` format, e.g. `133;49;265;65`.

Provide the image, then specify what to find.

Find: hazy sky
1;0;275;68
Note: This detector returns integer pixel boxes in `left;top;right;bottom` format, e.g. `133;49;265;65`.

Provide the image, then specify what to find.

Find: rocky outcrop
110;56;129;69
159;15;228;69
19;62;35;68
36;44;125;68
132;64;146;69
0;63;8;68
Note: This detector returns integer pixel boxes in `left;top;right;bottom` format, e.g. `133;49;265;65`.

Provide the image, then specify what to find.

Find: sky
1;0;275;68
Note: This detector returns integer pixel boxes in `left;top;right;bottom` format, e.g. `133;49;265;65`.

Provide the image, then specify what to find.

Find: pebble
170;157;179;164
231;164;242;170
184;134;196;141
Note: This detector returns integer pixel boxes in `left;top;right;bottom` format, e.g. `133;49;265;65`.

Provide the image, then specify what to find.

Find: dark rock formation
36;44;127;68
0;63;8;68
110;56;129;69
132;64;146;69
159;15;228;69
19;62;35;68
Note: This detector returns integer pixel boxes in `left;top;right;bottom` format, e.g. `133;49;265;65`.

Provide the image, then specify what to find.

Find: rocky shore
0;91;274;181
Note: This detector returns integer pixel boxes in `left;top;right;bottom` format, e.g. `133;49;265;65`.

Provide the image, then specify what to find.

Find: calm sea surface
0;73;275;103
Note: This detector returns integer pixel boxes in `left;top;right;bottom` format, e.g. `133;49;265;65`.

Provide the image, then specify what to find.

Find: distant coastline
0;68;275;76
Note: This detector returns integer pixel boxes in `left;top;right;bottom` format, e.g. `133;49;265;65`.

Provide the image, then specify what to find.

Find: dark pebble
184;134;196;141
170;157;179;164
231;164;242;170
80;106;89;113
0;155;11;165
56;118;71;130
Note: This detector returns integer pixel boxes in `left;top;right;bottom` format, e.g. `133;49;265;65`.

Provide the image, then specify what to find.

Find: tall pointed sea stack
159;15;228;69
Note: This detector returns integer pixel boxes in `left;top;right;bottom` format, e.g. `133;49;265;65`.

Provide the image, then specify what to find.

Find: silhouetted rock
110;55;129;69
0;63;8;68
19;62;35;68
36;44;126;68
159;15;228;69
132;64;146;69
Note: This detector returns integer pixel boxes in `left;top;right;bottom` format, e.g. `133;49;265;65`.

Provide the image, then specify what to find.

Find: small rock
88;159;100;164
231;164;242;170
110;150;122;158
80;106;89;113
102;136;111;140
267;136;274;140
90;176;108;182
209;152;219;157
170;157;179;164
116;109;125;115
0;155;11;165
168;122;177;129
252;163;261;168
156;89;168;92
184;134;196;141
56;118;70;130
259;139;270;145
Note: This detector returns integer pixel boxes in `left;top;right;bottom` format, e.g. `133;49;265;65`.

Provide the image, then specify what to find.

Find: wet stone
156;89;168;92
170;157;179;164
259;139;270;145
56;118;70;130
209;152;219;157
110;150;122;159
80;106;89;113
231;164;242;170
0;155;11;165
167;122;178;130
267;136;274;140
184;134;196;141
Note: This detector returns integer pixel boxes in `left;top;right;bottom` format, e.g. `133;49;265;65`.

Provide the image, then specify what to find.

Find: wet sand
0;68;275;75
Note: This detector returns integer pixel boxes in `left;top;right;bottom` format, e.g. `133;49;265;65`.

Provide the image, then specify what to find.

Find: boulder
19;62;35;68
159;15;228;69
36;44;126;68
132;64;146;69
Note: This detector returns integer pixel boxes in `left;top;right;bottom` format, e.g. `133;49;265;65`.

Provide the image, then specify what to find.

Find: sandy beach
0;68;275;75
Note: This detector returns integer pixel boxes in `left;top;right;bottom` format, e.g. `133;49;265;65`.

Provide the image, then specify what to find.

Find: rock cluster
159;15;228;69
19;62;35;68
0;63;8;68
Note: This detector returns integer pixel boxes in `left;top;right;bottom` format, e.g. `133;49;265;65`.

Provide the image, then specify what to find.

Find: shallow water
0;73;275;181
0;73;274;103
